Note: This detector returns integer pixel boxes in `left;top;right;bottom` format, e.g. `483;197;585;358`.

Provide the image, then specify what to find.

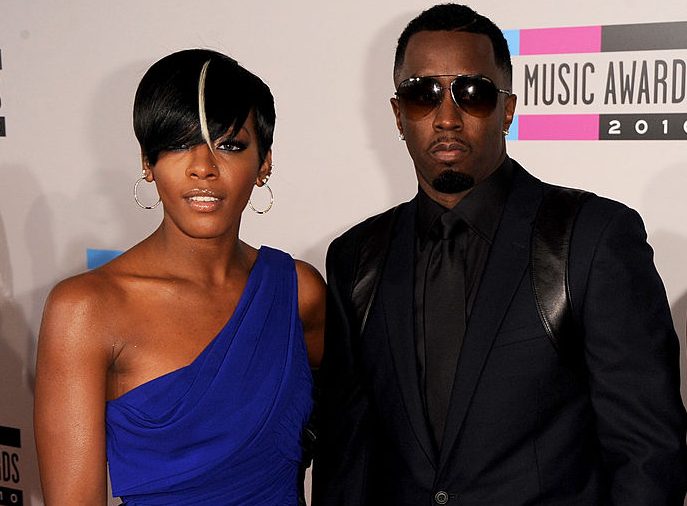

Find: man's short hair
394;3;512;87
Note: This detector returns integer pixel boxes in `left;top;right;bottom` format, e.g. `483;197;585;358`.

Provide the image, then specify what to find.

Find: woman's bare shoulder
294;259;326;307
47;271;112;313
47;260;129;310
40;252;143;349
293;259;326;368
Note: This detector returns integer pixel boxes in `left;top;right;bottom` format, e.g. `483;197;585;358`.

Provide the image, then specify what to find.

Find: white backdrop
1;1;686;504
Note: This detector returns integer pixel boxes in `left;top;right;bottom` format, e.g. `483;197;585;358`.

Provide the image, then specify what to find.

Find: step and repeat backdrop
2;1;687;504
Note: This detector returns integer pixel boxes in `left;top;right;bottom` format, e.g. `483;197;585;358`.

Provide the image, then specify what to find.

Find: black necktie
424;211;466;448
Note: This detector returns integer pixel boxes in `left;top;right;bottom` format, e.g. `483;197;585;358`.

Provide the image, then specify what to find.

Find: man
312;4;687;505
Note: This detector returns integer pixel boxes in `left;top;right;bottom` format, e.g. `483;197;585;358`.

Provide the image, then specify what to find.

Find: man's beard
431;169;475;194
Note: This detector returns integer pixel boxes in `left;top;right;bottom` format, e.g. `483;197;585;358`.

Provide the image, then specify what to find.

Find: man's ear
390;97;404;139
256;150;273;186
503;93;517;132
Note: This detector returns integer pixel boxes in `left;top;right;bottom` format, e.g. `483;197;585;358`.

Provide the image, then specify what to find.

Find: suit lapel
438;165;544;471
380;199;436;468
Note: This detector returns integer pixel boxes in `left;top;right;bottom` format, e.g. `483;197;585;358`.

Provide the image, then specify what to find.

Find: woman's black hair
133;49;275;166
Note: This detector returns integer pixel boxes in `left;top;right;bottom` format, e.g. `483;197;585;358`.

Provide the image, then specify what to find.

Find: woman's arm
295;260;326;369
34;276;111;505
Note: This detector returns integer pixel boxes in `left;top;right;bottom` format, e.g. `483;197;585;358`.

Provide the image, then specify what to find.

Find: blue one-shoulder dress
106;247;313;505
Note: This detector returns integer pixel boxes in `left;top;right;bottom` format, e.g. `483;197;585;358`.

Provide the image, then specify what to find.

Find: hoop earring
133;173;161;209
248;183;274;214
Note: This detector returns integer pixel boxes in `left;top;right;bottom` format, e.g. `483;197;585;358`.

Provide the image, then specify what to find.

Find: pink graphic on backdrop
518;115;599;140
520;26;602;55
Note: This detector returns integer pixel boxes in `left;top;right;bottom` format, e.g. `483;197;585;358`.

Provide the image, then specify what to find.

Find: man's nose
432;88;464;131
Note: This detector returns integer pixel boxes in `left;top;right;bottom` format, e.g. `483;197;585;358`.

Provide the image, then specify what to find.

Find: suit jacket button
434;490;449;504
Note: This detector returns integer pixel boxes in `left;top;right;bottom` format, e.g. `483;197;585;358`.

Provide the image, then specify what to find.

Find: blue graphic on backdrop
87;249;122;269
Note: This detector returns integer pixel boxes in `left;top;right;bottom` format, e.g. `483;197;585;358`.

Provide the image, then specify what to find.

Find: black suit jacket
312;162;687;505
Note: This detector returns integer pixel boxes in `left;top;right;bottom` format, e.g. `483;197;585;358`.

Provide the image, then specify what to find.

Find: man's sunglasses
395;74;511;119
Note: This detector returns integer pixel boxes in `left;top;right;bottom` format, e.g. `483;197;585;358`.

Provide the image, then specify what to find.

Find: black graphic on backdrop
0;49;5;137
0;426;22;506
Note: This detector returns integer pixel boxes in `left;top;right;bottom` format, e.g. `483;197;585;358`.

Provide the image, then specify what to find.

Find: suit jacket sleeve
575;201;687;505
311;233;375;506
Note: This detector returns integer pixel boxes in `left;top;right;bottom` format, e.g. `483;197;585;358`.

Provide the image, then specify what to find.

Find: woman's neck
141;223;252;287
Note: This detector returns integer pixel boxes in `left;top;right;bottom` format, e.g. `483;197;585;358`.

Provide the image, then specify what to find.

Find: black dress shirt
413;158;514;449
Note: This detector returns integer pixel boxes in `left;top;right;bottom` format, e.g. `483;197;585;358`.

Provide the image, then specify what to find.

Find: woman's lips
183;189;223;212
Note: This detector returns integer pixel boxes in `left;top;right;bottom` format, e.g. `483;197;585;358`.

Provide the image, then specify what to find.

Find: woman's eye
217;140;247;152
166;143;190;152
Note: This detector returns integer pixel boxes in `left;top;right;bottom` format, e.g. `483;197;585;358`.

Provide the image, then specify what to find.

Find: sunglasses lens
396;75;503;119
396;78;442;119
451;76;498;118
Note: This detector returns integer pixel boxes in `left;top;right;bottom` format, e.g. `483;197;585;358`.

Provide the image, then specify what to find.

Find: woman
34;49;325;505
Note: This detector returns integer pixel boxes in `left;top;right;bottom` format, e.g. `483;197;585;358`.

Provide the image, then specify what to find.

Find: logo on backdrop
0;49;5;137
0;426;22;506
505;21;687;140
